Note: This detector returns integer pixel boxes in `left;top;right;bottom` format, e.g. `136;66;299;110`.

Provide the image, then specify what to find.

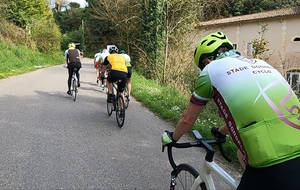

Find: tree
162;0;201;86
3;0;52;29
252;23;269;60
140;0;165;79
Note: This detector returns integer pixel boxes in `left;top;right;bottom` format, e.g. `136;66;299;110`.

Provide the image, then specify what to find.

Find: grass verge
0;42;64;79
131;70;240;165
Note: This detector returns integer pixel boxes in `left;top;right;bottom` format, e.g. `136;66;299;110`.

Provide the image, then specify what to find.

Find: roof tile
199;6;300;26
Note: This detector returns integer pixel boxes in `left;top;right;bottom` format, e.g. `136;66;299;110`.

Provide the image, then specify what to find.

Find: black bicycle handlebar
162;130;232;170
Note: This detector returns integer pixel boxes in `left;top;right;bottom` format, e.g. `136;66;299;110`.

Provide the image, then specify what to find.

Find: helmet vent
200;39;207;45
207;40;216;46
211;34;226;40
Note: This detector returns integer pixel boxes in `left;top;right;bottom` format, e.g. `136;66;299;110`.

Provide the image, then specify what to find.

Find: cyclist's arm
100;57;108;78
100;65;107;78
172;102;205;141
219;124;229;135
65;50;69;64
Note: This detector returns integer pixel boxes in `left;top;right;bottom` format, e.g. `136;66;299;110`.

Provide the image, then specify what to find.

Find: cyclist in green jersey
162;31;300;189
120;50;132;100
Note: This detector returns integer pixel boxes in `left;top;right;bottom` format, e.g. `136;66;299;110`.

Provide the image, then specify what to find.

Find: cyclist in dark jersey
65;42;82;95
162;31;300;189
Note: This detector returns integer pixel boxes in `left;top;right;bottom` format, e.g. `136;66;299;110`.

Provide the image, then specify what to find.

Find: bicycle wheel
107;99;113;116
124;85;130;109
71;77;77;101
170;163;206;190
115;95;125;128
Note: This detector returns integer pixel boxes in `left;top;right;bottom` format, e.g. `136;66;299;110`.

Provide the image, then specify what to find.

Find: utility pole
81;19;85;53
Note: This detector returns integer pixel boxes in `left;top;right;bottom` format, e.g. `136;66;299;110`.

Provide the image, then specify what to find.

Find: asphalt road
0;58;241;189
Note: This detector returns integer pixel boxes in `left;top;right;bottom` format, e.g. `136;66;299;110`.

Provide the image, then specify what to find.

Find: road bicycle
106;80;126;128
63;64;79;101
124;84;130;109
162;129;239;190
70;67;79;101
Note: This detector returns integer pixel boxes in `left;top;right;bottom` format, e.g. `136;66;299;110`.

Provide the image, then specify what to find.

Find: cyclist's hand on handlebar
161;131;177;146
211;127;226;143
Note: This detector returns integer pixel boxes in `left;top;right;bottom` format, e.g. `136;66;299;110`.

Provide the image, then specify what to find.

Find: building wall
197;15;300;76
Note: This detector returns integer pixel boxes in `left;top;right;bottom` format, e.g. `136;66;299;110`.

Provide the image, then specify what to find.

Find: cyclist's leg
126;67;132;99
238;157;300;190
99;66;105;87
94;60;99;83
75;63;81;87
67;64;74;94
106;71;116;102
96;67;99;83
116;71;128;107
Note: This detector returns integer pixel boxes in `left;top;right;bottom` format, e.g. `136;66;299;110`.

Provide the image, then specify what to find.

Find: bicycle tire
170;163;206;190
116;95;125;128
124;85;130;109
107;99;113;116
72;77;77;101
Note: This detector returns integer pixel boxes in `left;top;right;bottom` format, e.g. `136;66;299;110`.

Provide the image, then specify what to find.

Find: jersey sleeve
190;70;213;106
103;56;109;66
64;50;68;64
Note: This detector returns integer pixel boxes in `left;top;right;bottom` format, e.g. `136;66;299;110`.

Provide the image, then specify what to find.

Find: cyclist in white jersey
99;49;110;87
94;50;102;84
162;31;300;189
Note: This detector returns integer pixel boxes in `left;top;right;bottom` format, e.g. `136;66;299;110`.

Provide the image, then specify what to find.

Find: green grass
0;42;64;78
131;70;239;164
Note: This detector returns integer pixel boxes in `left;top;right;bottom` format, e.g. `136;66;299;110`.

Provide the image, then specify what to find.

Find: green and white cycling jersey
192;55;300;167
100;52;110;63
121;53;131;67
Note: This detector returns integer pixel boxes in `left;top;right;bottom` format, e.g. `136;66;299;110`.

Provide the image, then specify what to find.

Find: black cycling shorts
237;156;300;190
68;62;81;79
107;70;127;92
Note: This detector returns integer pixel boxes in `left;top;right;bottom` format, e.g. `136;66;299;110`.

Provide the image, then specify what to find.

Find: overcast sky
70;0;87;8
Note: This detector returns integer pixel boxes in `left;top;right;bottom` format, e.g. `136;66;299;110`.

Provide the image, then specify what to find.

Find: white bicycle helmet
109;45;119;53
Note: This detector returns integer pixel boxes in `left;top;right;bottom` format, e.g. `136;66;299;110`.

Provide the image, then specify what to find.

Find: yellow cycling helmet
68;42;76;49
194;31;233;70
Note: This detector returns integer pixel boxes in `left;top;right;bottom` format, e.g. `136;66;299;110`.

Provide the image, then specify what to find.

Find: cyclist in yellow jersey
100;45;127;103
161;31;300;189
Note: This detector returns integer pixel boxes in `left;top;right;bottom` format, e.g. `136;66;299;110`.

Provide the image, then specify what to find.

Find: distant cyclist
94;49;102;84
99;48;110;87
65;42;81;95
161;31;300;189
120;50;132;100
100;45;127;103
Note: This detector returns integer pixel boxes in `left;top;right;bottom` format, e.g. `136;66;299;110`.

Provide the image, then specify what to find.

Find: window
247;43;253;56
286;70;300;93
293;37;300;41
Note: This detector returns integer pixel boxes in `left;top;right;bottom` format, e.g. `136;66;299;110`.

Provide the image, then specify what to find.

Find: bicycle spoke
107;102;113;116
171;164;201;190
177;171;194;189
116;95;125;128
124;85;129;109
71;78;76;101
